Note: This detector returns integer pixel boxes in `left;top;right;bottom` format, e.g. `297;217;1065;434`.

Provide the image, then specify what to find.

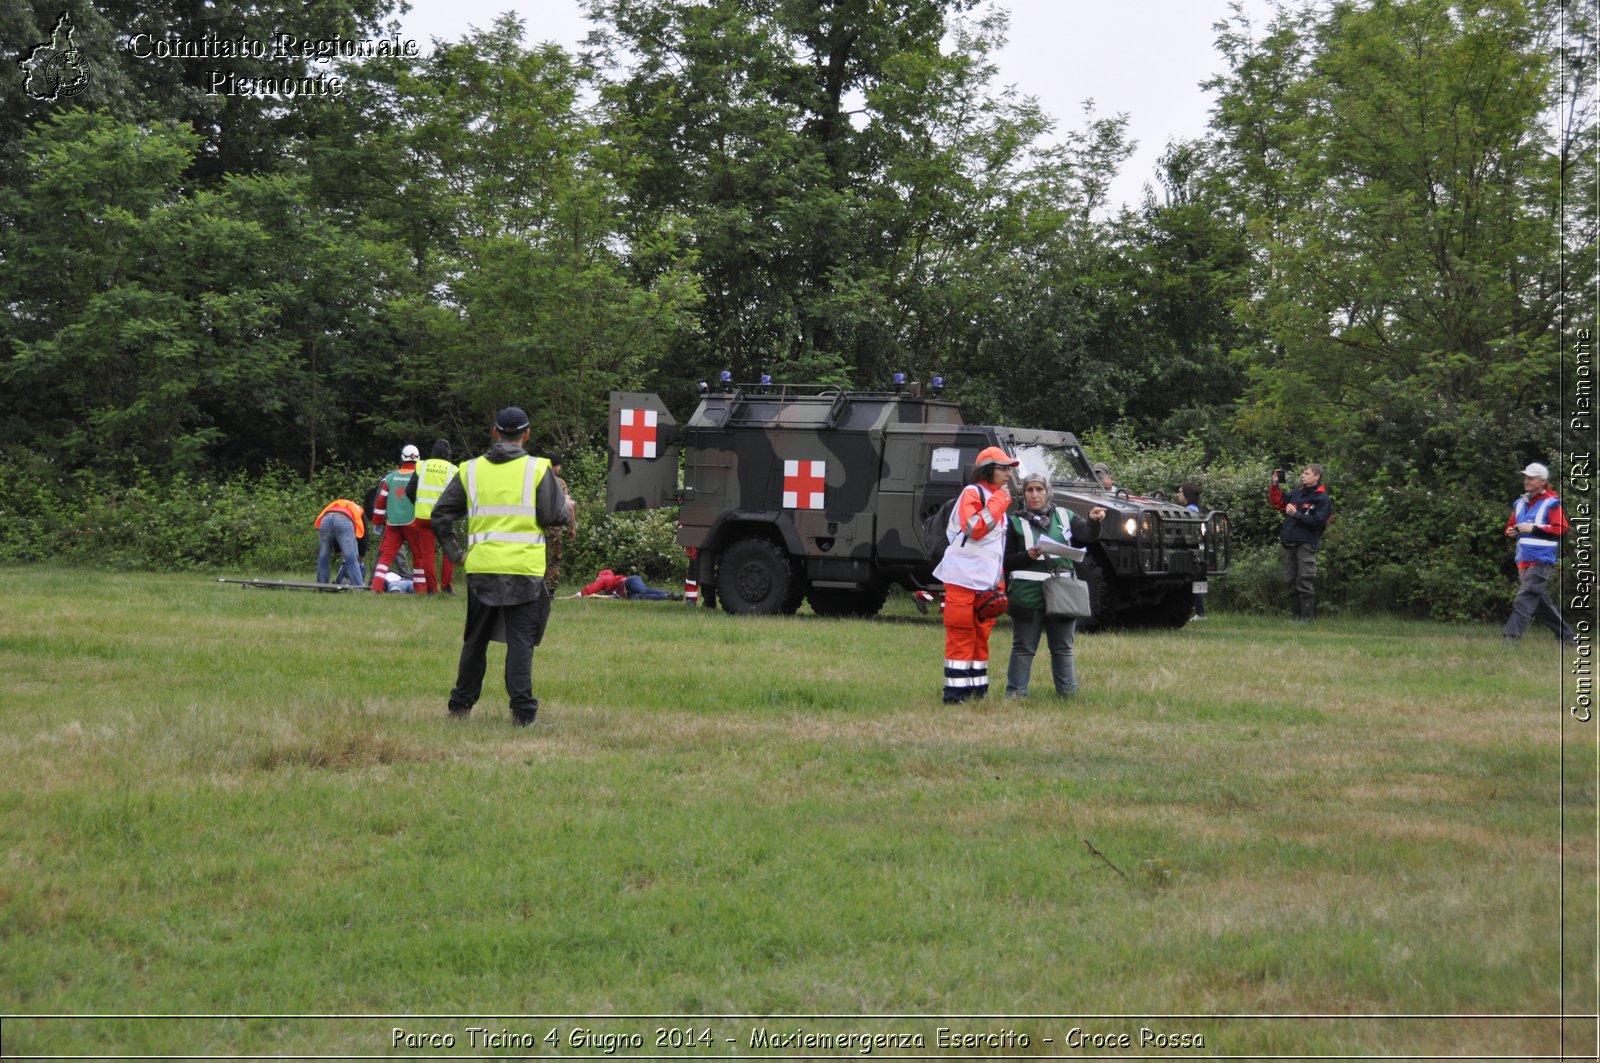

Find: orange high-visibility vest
314;499;366;540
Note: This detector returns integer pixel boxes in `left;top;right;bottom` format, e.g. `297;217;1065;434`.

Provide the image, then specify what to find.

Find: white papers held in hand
1035;535;1087;562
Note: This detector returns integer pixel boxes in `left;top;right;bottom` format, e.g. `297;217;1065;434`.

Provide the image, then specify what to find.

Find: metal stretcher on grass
216;578;370;592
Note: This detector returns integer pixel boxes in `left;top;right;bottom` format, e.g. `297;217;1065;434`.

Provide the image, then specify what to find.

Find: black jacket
1002;506;1102;573
431;442;570;605
1271;481;1332;547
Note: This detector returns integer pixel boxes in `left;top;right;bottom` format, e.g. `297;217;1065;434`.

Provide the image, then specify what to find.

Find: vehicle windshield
1010;441;1096;485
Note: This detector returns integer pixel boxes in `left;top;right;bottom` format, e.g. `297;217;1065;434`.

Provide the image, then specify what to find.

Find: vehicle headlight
1122;517;1138;537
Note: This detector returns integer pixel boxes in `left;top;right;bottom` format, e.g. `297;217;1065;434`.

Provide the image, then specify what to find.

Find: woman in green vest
1003;471;1105;697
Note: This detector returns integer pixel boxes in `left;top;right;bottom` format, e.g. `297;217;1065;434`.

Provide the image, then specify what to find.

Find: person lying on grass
579;569;679;600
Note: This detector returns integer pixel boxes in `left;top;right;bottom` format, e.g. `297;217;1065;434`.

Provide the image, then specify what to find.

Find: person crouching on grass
933;447;1017;703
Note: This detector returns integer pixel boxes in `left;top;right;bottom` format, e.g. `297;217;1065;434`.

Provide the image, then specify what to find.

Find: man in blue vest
1502;462;1579;646
430;407;571;726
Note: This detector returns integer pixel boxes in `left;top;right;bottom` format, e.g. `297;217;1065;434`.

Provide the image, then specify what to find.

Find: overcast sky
390;0;1277;211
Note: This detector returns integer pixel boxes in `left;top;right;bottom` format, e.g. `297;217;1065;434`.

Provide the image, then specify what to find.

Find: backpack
921;485;989;564
922;497;958;563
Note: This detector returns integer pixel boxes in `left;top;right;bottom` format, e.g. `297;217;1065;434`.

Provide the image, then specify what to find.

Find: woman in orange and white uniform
932;446;1018;703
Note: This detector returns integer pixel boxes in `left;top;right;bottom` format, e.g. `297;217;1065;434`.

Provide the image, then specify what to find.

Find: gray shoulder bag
1042;570;1092;618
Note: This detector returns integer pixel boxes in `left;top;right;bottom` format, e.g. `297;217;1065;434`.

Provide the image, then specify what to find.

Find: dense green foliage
0;0;1589;619
1082;430;1522;621
0;443;684;588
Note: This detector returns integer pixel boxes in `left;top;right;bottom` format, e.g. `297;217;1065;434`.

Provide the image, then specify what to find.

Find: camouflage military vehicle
606;382;1229;627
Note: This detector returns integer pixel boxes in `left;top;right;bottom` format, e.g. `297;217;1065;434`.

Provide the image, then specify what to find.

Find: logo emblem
782;460;826;510
617;408;658;459
21;12;89;101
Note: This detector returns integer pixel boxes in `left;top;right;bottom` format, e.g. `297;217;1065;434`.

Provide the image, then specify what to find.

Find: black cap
431;439;453;459
494;407;530;433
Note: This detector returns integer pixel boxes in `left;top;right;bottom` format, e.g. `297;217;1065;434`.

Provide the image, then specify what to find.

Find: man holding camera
1502;462;1579;646
1269;464;1332;622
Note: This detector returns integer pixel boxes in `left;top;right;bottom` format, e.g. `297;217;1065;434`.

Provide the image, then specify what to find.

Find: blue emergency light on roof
931;376;945;394
719;370;733;385
760;374;772;387
892;372;906;390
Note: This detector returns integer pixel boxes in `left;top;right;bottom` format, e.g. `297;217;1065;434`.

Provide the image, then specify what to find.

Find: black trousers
449;589;551;722
1282;542;1319;619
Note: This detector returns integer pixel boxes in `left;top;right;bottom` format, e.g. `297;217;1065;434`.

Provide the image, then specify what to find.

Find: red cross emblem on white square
783;459;826;510
618;408;657;458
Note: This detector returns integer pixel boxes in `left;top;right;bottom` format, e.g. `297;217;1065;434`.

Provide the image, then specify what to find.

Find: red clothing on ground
581;570;627;597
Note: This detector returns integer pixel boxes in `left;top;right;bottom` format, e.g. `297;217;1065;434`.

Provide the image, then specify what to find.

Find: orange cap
975;446;1019;469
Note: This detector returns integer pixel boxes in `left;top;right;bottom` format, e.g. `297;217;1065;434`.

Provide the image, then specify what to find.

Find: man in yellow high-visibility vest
431;407;571;726
409;439;458;594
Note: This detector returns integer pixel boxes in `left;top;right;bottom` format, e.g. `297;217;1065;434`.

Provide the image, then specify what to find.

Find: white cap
1522;462;1550;480
401;444;421;461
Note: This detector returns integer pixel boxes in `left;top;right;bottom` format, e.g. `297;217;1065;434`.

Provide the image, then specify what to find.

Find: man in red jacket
1269;464;1333;622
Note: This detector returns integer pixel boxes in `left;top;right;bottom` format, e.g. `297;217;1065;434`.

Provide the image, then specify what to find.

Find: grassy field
0;567;1594;1059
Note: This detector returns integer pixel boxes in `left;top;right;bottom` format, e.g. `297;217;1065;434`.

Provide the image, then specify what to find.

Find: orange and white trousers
942;583;998;703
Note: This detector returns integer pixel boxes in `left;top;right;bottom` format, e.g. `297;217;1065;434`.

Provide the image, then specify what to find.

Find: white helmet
401;444;421;462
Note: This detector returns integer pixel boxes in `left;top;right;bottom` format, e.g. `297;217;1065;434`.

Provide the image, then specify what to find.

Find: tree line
0;0;1591;619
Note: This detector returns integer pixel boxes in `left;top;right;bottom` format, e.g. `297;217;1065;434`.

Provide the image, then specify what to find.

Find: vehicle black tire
716;537;800;616
1150;584;1194;629
783;572;808;615
1118;585;1193;629
1075;554;1119;632
807;580;890;618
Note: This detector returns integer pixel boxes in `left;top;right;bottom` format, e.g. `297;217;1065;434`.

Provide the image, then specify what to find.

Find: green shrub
1207;544;1289;615
1079;428;1282;548
1078;431;1517;622
0;443;688;586
557;447;684;587
0;449;379;575
0;448;63;563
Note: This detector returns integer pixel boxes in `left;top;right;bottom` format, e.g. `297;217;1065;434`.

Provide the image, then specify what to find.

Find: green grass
0;567;1593;1058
